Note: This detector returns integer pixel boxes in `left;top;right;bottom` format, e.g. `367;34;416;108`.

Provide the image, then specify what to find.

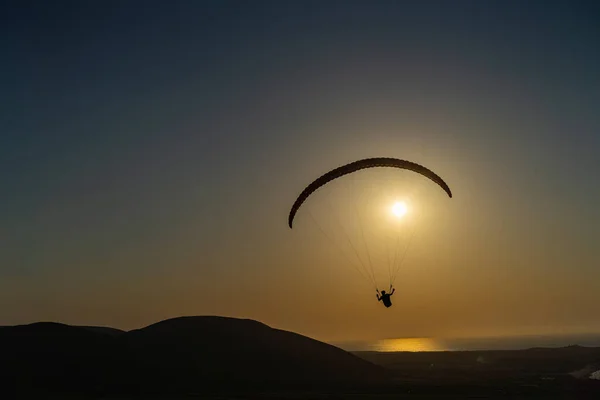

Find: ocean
333;333;600;352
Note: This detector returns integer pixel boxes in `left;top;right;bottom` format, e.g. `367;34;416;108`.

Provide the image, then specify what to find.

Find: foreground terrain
2;316;600;398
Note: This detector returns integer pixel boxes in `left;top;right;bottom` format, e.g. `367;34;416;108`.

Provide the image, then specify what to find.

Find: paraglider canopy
287;157;452;294
288;157;452;229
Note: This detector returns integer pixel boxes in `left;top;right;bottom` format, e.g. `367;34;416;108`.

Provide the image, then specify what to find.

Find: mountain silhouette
76;325;125;336
0;316;387;396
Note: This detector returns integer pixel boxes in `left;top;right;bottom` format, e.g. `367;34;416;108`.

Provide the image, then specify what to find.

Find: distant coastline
333;333;600;352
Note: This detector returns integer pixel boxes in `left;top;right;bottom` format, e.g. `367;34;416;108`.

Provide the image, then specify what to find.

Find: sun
391;201;408;218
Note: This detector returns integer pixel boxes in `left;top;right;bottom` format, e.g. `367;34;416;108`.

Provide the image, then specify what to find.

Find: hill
0;316;387;396
118;316;386;392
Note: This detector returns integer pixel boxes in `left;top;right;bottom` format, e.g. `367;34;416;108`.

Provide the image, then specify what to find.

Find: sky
1;0;599;344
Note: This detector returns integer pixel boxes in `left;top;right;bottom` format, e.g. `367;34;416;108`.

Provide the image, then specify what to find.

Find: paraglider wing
288;157;452;228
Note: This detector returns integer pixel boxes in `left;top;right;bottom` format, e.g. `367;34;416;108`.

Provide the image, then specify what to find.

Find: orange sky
2;2;599;345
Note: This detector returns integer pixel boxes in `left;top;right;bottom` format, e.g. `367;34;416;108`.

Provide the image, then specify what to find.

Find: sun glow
372;338;445;352
391;201;408;218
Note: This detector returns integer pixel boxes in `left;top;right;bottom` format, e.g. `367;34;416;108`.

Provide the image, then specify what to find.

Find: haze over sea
335;333;600;352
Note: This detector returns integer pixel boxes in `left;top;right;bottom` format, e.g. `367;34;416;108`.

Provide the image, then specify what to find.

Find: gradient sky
2;0;599;343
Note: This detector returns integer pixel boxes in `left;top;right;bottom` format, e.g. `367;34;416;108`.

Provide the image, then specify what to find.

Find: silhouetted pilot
377;288;395;308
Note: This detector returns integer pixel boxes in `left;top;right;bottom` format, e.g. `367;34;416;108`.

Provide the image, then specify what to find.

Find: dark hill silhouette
0;322;115;393
77;325;125;336
118;316;387;392
0;316;388;396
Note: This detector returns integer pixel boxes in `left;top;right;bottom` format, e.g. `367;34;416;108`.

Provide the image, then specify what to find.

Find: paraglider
377;287;396;308
287;157;452;307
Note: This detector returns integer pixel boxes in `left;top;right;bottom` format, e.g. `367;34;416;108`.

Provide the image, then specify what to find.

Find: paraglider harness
376;286;395;308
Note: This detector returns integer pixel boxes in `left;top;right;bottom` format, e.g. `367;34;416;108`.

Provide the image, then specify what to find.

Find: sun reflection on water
370;338;447;352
